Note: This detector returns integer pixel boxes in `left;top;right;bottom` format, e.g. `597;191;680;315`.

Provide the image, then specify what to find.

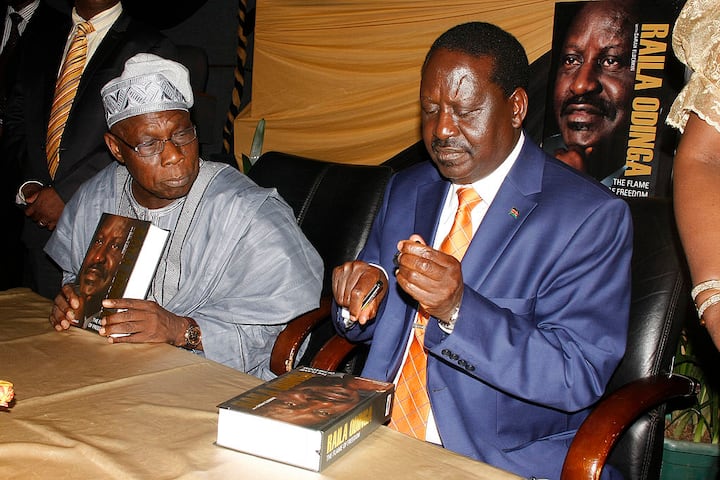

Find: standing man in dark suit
2;0;177;298
0;0;42;137
332;22;632;479
0;0;60;291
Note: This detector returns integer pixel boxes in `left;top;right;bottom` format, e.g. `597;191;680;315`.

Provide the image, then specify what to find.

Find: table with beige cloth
0;288;521;480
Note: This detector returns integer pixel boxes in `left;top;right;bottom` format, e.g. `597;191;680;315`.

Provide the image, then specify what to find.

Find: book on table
72;212;169;333
216;366;395;471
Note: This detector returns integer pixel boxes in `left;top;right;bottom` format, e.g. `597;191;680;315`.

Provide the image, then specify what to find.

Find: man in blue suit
332;22;631;479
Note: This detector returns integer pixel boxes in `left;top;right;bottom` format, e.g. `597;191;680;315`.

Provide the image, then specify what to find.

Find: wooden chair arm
561;374;699;480
310;335;361;372
270;296;332;375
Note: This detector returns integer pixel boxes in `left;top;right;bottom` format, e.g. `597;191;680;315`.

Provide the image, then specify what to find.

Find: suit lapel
0;15;6;43
461;139;544;286
414;179;449;243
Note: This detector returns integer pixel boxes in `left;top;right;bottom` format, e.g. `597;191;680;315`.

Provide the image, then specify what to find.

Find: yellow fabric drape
234;0;557;167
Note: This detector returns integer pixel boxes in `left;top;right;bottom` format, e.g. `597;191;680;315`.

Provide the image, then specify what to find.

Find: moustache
431;139;467;151
83;262;107;278
559;95;616;121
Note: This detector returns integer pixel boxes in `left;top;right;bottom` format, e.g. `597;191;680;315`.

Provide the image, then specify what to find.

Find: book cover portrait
75;214;137;328
74;213;168;332
248;370;388;429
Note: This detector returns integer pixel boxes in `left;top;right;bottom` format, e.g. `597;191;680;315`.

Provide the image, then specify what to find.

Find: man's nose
92;245;109;263
434;109;459;140
160;141;184;166
569;62;602;95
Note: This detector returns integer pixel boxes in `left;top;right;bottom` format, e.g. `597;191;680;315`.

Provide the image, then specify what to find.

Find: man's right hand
332;261;386;327
50;284;82;331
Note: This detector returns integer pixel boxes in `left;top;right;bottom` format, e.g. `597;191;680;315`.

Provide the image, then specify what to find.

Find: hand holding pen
332;262;387;330
342;279;384;330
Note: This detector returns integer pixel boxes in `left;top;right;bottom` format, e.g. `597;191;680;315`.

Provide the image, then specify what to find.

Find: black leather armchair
561;197;698;479
246;151;392;375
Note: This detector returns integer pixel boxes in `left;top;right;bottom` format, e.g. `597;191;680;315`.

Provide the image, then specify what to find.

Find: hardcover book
73;213;169;333
216;366;395;471
540;0;685;199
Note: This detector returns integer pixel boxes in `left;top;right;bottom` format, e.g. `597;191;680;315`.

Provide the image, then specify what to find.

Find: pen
361;280;384;310
343;280;384;330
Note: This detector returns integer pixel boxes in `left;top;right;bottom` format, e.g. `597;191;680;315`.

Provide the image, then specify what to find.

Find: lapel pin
509;207;519;219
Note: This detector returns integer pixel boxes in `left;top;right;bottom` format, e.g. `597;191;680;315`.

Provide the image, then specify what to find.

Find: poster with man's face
541;0;685;198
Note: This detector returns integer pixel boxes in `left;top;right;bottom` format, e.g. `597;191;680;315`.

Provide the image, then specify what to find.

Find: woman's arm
673;112;720;348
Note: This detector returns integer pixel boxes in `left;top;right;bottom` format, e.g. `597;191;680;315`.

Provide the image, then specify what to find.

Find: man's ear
509;87;529;129
104;132;125;165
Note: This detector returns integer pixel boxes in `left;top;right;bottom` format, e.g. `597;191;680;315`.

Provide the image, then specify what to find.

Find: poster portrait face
78;215;133;300
551;1;636;176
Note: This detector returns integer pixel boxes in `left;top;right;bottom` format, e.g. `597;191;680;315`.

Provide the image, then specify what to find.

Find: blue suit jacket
335;138;632;479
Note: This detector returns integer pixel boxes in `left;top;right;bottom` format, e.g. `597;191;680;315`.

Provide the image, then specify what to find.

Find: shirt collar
452;131;525;206
71;2;122;32
7;0;40;23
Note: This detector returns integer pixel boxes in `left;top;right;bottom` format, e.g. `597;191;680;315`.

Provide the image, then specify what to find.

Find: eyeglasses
112;125;197;157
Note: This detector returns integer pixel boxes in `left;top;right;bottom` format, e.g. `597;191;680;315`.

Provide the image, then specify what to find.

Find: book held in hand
73;213;169;332
216;366;394;471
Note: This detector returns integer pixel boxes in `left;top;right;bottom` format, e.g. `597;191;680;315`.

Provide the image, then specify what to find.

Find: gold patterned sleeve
666;0;720;134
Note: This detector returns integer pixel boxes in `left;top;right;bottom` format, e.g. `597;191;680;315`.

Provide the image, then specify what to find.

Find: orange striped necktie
389;186;482;439
46;21;94;179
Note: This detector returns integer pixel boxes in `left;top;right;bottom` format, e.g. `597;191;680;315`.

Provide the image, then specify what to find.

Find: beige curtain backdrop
234;0;558;167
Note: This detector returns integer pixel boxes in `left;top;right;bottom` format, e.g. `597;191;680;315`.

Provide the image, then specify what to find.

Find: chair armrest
561;374;699;480
311;335;360;372
270;296;332;375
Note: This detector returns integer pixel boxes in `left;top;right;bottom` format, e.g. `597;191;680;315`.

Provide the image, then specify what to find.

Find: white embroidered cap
101;53;194;128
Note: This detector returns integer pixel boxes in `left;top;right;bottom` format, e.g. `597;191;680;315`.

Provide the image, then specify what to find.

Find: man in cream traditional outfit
46;53;323;380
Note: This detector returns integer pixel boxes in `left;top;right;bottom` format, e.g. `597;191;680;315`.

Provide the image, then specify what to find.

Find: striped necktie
388;186;481;439
46;21;94;179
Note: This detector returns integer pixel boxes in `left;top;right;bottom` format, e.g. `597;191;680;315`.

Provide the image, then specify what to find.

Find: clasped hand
23;185;65;230
50;283;185;345
332;234;464;326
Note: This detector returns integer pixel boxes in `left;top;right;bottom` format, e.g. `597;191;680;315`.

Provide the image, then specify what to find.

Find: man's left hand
98;298;187;346
395;234;463;322
24;186;65;230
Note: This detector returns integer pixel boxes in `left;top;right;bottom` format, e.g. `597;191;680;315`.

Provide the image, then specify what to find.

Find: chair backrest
248;152;392;370
247;151;393;295
605;197;690;479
